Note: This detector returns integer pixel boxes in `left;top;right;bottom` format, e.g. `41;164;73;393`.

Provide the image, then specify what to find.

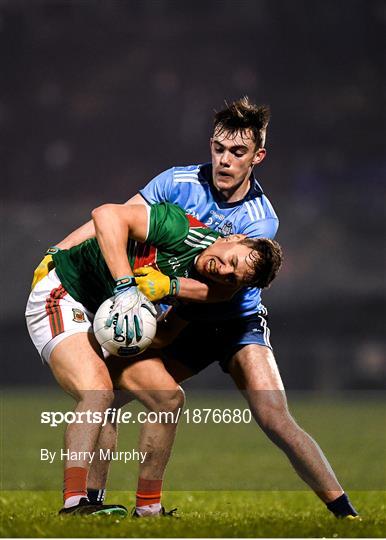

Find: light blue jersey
140;163;279;320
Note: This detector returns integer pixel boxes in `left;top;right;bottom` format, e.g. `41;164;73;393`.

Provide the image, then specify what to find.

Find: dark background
1;0;385;390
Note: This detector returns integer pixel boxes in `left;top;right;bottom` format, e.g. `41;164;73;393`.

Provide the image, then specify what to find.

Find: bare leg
228;344;344;503
116;356;185;482
87;351;191;497
87;387;134;490
49;333;114;470
86;413;117;490
49;332;114;507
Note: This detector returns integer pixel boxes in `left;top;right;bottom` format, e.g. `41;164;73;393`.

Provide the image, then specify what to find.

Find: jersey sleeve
240;217;279;239
139;167;174;204
146;202;189;250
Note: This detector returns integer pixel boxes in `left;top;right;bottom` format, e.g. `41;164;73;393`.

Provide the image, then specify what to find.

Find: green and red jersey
53;202;220;313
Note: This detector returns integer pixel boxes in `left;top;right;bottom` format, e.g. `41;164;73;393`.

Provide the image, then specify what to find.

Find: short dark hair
214;96;270;148
240;237;282;288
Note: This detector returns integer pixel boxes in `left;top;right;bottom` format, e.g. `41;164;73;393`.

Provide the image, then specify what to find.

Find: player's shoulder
172;163;209;184
243;178;278;221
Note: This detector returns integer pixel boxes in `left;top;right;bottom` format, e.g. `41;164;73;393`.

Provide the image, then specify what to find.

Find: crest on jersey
72;308;86;323
219;221;233;236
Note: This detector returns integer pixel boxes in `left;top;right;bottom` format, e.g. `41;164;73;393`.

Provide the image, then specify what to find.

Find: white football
93;296;157;357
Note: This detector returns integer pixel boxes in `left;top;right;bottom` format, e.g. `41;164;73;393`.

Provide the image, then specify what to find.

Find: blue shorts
162;311;272;374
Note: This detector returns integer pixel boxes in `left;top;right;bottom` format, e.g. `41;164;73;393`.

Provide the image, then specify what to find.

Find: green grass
1;389;385;537
1;490;385;537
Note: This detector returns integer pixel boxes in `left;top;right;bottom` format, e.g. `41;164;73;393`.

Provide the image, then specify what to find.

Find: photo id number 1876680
183;408;252;424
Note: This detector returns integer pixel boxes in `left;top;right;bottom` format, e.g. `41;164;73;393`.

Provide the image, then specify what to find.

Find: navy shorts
162;311;272;374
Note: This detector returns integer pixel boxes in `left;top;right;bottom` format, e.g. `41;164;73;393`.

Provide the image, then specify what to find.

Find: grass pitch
1;389;385;537
1;490;385;538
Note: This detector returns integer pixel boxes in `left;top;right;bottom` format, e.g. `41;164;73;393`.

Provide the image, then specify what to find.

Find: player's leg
49;332;114;469
227;342;358;518
114;354;186;516
86;308;193;507
86;381;134;504
84;314;207;514
49;333;130;516
25;272;127;516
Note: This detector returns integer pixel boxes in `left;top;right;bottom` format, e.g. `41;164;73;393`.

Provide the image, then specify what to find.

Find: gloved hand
134;266;180;302
31;246;61;289
106;276;157;341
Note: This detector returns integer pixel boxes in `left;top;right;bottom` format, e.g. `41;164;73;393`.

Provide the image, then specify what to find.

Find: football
93;296;157;357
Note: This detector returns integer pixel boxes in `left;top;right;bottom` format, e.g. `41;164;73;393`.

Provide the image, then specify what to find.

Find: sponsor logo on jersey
72;308;86;323
210;209;225;221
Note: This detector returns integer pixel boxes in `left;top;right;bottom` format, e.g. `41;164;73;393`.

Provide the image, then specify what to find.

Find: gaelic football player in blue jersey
38;97;358;519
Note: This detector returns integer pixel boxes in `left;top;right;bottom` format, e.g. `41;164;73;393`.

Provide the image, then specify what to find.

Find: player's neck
218;177;251;203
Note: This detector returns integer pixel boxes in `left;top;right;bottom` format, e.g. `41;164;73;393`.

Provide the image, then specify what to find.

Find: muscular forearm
177;277;239;303
56;220;95;249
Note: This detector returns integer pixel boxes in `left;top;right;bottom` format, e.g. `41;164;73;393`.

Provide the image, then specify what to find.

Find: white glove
106;276;157;341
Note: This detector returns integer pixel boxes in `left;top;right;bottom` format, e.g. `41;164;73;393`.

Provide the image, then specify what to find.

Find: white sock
64;495;87;508
135;503;162;516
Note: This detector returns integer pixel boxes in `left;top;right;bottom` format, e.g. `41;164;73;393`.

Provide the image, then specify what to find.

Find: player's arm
135;266;240;303
91;203;148;279
57;193;147;249
176;277;239;302
92;203;157;339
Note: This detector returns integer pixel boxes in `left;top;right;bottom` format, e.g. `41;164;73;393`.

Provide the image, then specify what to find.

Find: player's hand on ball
106;276;157;341
134;266;180;301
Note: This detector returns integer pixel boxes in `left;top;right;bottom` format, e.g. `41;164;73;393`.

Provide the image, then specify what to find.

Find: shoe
340;514;362;521
59;497;128;517
132;506;178;518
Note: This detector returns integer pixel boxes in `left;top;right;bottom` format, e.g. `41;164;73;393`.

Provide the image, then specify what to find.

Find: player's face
195;235;256;287
210;128;266;201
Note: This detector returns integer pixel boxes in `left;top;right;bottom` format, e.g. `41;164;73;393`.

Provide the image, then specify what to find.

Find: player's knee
155;385;185;414
75;387;115;411
175;384;186;410
165;385;185;412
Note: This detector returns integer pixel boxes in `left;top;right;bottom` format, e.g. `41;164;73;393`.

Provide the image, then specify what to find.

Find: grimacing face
210;128;266;201
195;235;257;287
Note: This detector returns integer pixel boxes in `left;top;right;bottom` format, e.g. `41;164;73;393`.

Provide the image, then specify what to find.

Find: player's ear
252;147;266;165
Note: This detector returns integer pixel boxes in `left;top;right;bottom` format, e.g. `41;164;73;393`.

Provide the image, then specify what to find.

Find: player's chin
214;174;233;187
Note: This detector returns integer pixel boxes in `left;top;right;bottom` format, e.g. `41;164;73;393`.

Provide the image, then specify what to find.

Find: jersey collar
198;163;264;209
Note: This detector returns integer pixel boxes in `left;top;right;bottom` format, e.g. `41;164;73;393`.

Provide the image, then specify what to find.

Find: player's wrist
113;275;137;294
46;246;62;255
169;276;180;297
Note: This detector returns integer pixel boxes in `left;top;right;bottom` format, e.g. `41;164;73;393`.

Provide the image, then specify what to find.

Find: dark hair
240;237;282;288
214;96;270;148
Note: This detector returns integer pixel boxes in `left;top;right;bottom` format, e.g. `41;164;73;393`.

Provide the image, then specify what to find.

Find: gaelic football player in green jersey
26;201;282;516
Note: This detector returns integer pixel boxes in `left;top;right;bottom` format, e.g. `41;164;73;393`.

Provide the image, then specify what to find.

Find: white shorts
25;269;94;364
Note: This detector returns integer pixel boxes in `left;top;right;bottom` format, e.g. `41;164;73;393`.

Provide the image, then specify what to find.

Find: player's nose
220;150;231;166
218;262;232;275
